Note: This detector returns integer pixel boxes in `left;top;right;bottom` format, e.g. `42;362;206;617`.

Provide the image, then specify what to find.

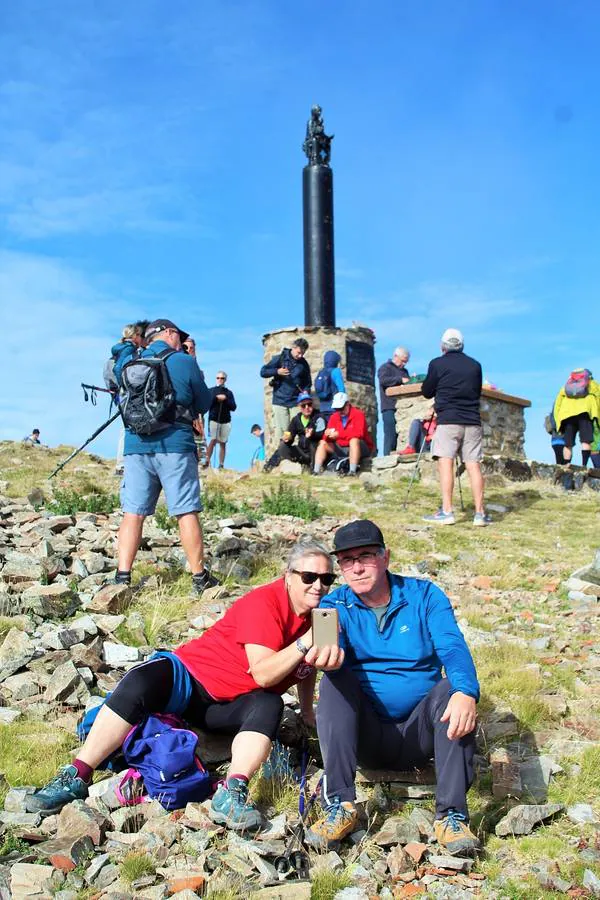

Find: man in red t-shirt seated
26;539;343;833
313;392;374;477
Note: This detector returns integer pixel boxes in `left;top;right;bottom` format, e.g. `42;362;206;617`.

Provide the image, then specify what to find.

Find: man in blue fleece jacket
307;519;481;856
113;318;216;597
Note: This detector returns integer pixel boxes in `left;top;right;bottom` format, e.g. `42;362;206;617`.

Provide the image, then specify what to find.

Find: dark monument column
303;105;335;327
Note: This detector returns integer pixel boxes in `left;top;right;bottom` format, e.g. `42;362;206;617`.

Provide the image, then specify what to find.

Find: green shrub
154;504;177;532
46;487;119;516
259;483;323;521
203;488;239;517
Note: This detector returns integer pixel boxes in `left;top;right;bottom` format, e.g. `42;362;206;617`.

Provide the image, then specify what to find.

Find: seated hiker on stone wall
553;368;600;468
397;403;437;456
305;520;481;856
26;538;343;833
312;392;374;477
265;392;326;472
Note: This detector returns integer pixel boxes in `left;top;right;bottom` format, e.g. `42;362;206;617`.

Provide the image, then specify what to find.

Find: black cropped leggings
105;657;284;740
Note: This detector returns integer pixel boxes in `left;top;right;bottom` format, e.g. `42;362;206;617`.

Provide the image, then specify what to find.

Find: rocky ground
0;440;599;899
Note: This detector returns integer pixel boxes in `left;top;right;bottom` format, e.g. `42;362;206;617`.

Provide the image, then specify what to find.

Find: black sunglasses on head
291;569;336;586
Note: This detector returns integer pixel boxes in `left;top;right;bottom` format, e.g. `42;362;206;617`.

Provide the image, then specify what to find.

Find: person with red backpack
553;369;600;466
26;538;343;832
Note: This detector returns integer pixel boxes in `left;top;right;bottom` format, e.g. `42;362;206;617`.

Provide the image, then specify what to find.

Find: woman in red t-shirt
27;538;344;832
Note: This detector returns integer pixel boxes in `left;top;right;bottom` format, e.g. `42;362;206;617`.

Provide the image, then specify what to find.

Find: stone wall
387;385;531;459
262;325;378;457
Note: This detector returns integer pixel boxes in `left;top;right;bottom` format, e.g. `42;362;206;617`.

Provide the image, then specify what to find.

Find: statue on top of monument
303;104;333;166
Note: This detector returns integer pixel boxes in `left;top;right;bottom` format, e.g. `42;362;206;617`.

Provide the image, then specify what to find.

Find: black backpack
119;349;190;435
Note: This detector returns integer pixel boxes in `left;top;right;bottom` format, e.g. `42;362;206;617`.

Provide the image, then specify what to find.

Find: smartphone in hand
312;608;339;647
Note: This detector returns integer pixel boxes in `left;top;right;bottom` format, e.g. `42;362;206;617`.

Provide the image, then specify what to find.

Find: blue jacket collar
332;572;408;611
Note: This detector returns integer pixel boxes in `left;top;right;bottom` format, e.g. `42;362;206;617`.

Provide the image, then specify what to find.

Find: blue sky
1;0;599;470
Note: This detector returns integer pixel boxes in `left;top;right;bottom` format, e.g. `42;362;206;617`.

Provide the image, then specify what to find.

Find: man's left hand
440;691;477;740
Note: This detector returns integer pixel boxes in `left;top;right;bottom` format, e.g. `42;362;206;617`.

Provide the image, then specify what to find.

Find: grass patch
0;720;75;789
119;851;156;884
46;486;119;515
0;830;30;858
549;745;600;806
474;643;557;734
259;483;323;521
310;869;352;900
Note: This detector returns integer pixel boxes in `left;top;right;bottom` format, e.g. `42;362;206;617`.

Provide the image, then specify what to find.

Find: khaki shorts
209;421;232;442
431;424;483;462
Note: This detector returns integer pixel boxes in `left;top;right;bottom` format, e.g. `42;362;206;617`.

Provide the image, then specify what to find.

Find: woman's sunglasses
291;569;336;587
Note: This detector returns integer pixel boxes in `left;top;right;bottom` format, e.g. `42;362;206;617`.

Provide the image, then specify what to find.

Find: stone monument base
262;325;378;458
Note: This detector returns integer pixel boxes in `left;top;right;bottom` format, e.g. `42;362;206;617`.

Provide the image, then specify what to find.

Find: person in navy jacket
307;519;481;857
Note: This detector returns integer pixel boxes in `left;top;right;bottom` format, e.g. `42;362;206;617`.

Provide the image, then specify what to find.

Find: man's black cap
333;519;386;554
145;319;189;342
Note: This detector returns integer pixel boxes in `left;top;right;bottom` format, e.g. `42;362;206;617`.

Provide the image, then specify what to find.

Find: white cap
441;328;464;348
331;391;349;409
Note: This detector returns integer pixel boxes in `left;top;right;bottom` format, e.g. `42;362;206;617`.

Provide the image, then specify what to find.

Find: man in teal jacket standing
114;318;217;597
307;519;480;855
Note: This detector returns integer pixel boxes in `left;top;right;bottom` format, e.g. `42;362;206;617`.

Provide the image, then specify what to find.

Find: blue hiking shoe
25;765;89;816
473;512;492;527
423;509;455;525
209;777;263;832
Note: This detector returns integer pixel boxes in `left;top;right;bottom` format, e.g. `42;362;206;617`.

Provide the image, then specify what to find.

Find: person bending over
26;538;343;832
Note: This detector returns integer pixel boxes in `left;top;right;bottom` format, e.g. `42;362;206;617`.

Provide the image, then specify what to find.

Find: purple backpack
121;713;212;810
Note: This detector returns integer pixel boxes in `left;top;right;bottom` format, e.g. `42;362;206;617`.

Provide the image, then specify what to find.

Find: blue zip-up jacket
320;574;479;722
115;340;211;455
260;348;312;408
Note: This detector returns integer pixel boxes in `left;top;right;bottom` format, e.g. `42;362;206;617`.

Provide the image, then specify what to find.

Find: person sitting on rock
265;392;326;471
312;393;374;477
397;406;437;456
306;520;481;856
26;538;343;832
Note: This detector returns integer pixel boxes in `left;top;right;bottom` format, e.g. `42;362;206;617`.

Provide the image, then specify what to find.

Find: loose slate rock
495;803;564;836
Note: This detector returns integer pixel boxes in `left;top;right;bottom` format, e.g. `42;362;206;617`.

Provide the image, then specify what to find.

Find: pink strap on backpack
115;768;148;806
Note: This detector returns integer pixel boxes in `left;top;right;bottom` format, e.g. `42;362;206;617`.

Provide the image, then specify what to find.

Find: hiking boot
473;512;492;527
398;445;416;456
191;568;219;597
423;509;455;525
25;765;89;817
209;777;263;831
434;810;481;855
305;798;358;849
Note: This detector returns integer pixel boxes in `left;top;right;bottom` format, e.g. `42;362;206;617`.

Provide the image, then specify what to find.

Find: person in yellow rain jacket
553;369;600;467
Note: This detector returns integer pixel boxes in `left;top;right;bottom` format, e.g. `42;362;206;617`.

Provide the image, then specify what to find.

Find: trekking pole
81;383;115;405
48;410;121;479
456;460;465;511
402;415;435;510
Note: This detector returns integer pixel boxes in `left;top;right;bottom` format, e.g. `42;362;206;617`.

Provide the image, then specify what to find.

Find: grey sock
349;463;358;474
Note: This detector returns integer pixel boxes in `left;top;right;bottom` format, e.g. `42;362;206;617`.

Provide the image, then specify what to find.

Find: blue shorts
121;452;202;517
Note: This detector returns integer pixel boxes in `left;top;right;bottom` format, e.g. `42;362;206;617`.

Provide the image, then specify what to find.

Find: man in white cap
421;329;490;526
312;392;374;477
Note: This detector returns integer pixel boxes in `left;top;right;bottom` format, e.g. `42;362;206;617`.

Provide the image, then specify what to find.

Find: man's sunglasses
299;402;313;408
291;569;336;586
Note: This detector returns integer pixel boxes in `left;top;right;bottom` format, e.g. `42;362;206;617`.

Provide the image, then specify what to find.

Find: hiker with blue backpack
112;318;217;597
553;368;600;467
26;538;343;832
314;350;345;421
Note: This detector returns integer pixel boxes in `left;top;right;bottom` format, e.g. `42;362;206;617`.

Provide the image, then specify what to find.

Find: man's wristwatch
296;637;309;656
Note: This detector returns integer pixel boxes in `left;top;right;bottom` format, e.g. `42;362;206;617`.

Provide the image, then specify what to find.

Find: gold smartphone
312;608;339;647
